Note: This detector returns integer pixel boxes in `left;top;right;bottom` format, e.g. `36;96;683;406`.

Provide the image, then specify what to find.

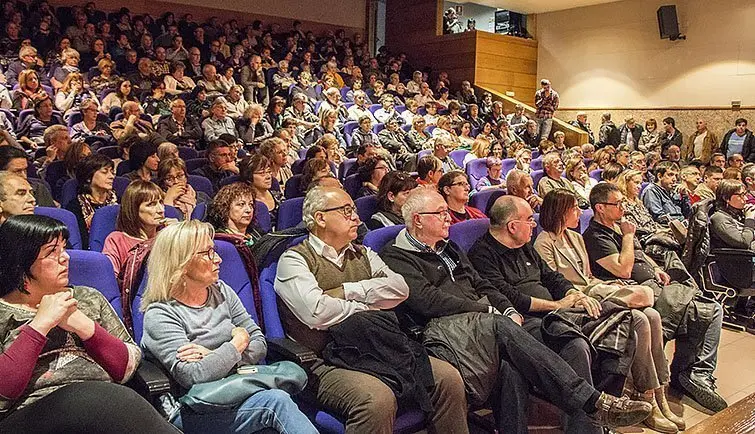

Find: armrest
128;359;172;399
267;338;323;373
710;248;755;290
711;248;755;258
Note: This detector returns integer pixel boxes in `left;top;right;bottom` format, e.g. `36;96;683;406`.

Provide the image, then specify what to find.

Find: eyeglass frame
417;209;451;220
196;247;217;261
319;203;358;219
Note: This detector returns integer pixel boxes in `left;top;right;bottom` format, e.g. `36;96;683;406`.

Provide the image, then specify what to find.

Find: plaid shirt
535;88;560;119
405;231;458;280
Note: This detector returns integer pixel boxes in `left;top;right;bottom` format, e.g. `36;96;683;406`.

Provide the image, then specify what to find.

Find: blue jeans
173;389;318;434
671;301;723;378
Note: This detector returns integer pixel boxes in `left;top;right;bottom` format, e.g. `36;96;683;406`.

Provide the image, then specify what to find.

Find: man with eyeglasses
7;46;48;88
275;186;469;433
191;139;238;191
583;182;725;413
380;188;652;433
432;136;460;173
156;99;203;148
468;194;607;434
0;146;54;207
538;152;589;209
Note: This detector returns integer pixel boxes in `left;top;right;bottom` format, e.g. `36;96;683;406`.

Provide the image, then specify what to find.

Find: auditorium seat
187;174;214;196
343;121;359;145
89;204;182;252
191;202;207;221
343;174;362;198
465;158;487;188
448;218;490;253
531;169;545;188
35;207;83;250
579;208;594;233
501;158;516;176
338;158;357;181
469;189;506;214
185;158;209;173
67;249;123;318
255;201;272;233
449;149;468;168
284;174;304;198
277;197;305;230
530;157;543;171
96;145;121;159
355;194;379;223
589;169;603;181
178;147;199;160
363;225;405;253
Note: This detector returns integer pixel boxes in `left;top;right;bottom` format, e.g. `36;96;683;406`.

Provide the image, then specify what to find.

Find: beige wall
536;0;755;109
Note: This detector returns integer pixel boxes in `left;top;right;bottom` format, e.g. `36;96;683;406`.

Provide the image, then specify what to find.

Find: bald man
682;119;718;164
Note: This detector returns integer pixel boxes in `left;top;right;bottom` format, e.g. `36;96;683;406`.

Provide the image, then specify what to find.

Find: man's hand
221;161;239;174
575;296;602;319
556;292;582;309
654;268;671;286
526;194;543;209
619;220;636;236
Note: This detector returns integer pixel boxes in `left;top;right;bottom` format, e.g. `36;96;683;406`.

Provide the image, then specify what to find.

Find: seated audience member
0;171;36;223
141;220;318;433
532;189;683;431
379;118;416;161
347;90;376;123
0;147;55;207
438;171;485;223
728;153;745;170
0;215;176;433
299;158;333;198
416;155;444;187
400;99;420;126
157;157;209;220
680;165;702;203
102;180;171;328
463;137;490;166
408;115;431;150
12;70;48;112
743;164;755;204
570;112;595;144
71;100;115;146
457;121;475;149
239;154;282;223
265;96;287;130
37;125;72;174
616;170;682;249
539;152;590;209
368;171;418;229
283;93;319;135
423;101;439;126
110;101;158;145
514;147;532;174
343;143;376;179
469;193;666;433
683;119;718;164
164;61;196;96
350;115;380;150
433;136;461;173
374;94;402;125
274;186;468;433
520;120;540;148
475;156;504;192
141;82;172;122
306;108;347;150
566;156;597;204
89;59;121;95
600;162;624;184
720;118;754;161
642;161;691;224
507;169;543;211
432;116;461;147
55;72;99;116
710;179;755;251
221;85;248;119
693;165;724;204
259;138;293;187
65;154;118;249
207;181;264;244
124;141;160;182
101;79;138;115
583;182;726;413
202;99;238;142
192;139;239;191
317;134;345;166
156;99;203;147
238;104;273;147
17;96;63;149
320;87;349;126
356;156;390;198
380;189;652;433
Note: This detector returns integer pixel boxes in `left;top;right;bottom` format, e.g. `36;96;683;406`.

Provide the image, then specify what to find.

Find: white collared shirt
274;234;409;331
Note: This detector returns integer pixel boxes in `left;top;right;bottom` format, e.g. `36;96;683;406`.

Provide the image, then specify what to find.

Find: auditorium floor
465;328;755;433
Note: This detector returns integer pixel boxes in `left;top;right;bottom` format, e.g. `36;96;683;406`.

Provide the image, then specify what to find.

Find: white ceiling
464;0;624;14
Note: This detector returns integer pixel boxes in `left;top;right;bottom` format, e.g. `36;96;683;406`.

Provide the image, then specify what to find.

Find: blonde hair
470;137;490;159
616;169;643;202
141;220;215;310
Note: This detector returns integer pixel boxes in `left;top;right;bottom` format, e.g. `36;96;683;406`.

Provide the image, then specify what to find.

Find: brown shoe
590;392;653;428
656;386;686;430
669;220;688;245
638;390;678;433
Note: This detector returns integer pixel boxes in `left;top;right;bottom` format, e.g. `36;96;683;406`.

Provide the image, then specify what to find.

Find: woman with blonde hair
55;72;99;115
12;69;48;110
51;48;81;90
463;137;490;166
89;58;121;94
565;156;597;204
140;220;318;433
408;115;431;150
305;107;347;149
431;115;461;147
616;169;679;250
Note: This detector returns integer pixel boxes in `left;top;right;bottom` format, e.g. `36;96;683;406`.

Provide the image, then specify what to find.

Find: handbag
179;361;308;413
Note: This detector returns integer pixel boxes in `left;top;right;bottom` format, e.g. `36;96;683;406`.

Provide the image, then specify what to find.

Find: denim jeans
173;389;318;434
537;117;554;141
670;301;723;378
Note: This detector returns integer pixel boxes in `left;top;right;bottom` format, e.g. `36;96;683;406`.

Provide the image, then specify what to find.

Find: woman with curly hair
207;182;264;245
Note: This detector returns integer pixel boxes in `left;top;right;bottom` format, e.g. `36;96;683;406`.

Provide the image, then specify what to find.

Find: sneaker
590;392;653;428
678;372;728;413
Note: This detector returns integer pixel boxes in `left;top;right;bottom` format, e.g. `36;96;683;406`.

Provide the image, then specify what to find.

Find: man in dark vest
274;186;469;433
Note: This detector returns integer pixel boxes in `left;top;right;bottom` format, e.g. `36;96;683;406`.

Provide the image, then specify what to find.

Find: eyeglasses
254;169;273;175
374;165;390;172
320;204;358;219
214;152;234;160
733;191;748;198
164;172;186;183
512;215;537;226
196;247;217;261
418;209;451;220
598;202;624;209
451;181;470;188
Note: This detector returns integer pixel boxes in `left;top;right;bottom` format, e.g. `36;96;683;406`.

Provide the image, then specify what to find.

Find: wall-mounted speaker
657;5;680;39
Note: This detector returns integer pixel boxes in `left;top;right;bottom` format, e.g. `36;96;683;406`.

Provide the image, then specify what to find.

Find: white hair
401;188;439;231
302;186;338;231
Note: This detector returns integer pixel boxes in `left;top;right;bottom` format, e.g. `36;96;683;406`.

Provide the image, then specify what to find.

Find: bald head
490;195;528;228
506;170;534;199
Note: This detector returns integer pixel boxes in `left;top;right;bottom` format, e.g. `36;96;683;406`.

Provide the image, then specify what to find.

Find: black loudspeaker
657;5;680;39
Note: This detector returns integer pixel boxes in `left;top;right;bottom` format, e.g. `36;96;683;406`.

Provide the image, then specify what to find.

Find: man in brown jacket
682;119;718;164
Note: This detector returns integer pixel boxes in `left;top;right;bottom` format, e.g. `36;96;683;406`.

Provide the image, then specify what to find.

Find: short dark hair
602;162;624;182
735;118;748;126
437;170;466;199
0;215;69;296
654;160;679;179
703;165;723;179
376;171;418;213
716;179;745;209
305;145;326;160
662;117;675;127
417;155;441;179
239;153;271;184
539;189;579;233
589;181;620;210
206;139;231;155
0;146;27;170
357;156;385;183
128;141;158;171
75;154;114;194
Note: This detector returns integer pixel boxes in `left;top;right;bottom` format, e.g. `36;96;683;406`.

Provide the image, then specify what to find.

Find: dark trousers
489;316;598;434
0;382;179;434
524;317;602;434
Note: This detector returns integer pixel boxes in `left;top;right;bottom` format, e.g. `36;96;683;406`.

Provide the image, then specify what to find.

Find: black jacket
467;232;574;315
720;128;755;162
379;235;514;329
156;116;203;147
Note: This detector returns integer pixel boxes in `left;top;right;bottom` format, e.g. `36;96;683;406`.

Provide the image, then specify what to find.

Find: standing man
659;117;683;158
720;118;755;162
619;117;643;151
534;79;559;141
570;112;595;144
682;119;719;164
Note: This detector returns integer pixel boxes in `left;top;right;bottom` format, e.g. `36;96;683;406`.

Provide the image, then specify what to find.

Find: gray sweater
142;280;267;390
